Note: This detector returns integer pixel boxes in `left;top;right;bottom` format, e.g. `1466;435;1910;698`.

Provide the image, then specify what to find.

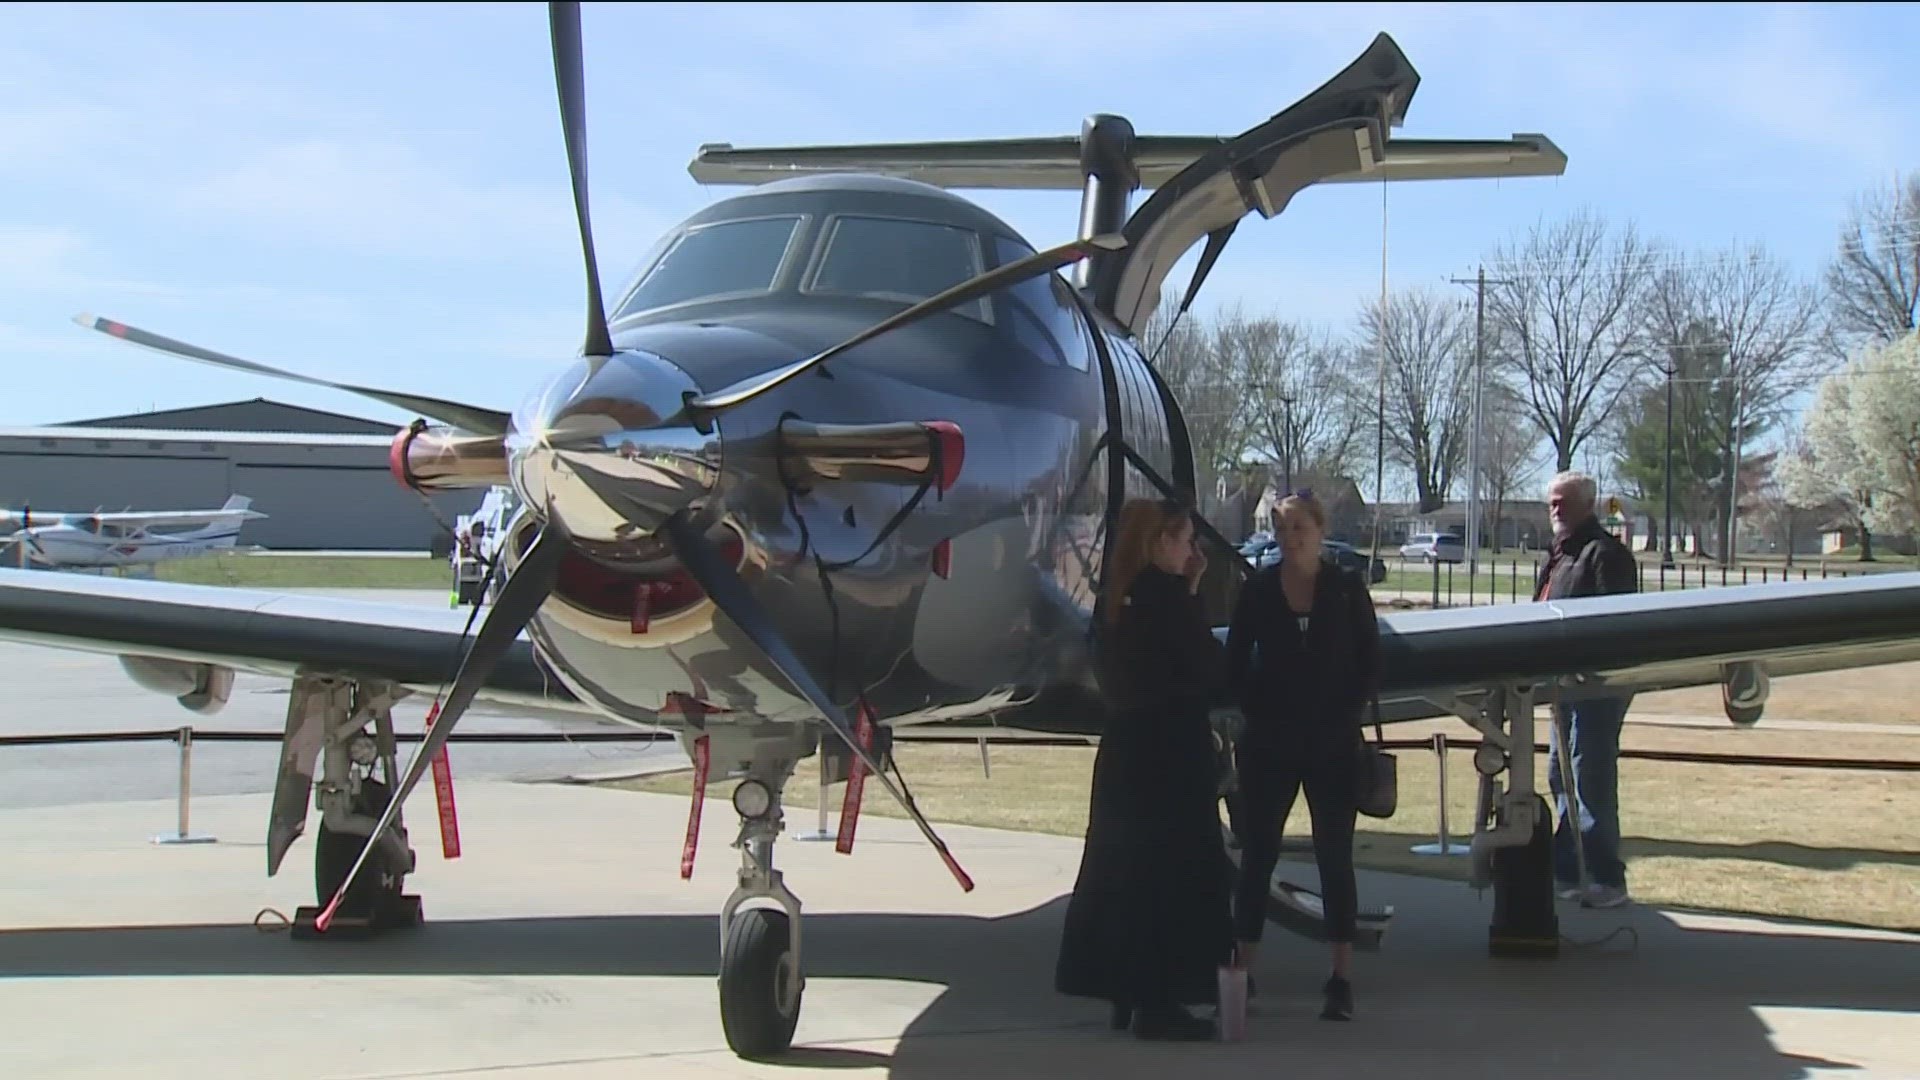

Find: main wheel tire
314;825;400;921
719;907;801;1059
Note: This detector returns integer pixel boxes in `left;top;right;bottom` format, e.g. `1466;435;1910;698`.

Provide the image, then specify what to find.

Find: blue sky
3;0;1916;454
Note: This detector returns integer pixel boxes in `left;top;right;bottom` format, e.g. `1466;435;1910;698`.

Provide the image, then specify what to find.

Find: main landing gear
265;675;427;940
1455;680;1559;958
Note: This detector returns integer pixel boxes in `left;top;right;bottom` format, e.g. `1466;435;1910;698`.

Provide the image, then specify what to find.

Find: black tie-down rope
775;413;951;818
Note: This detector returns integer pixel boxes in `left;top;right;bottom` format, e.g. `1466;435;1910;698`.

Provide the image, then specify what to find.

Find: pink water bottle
1216;963;1248;1041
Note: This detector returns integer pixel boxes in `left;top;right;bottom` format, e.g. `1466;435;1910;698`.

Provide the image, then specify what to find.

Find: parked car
1239;537;1387;584
1399;531;1466;564
1322;539;1389;584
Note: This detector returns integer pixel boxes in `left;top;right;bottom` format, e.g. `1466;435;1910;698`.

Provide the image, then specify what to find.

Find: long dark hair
1103;497;1191;626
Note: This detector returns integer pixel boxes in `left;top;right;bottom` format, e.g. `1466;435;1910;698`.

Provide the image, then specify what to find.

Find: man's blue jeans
1547;694;1629;891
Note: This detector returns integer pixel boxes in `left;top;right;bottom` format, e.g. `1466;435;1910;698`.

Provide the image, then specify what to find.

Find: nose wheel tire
719;906;801;1059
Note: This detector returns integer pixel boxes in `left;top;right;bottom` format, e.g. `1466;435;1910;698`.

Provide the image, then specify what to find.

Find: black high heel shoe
1320;974;1353;1021
1110;1001;1132;1031
1133;1003;1215;1042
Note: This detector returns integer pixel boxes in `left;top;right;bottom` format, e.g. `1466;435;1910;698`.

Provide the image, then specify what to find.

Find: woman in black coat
1055;497;1234;1042
1224;490;1379;1021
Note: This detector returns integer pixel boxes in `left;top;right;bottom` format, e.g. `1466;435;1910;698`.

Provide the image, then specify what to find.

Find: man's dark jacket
1534;516;1639;601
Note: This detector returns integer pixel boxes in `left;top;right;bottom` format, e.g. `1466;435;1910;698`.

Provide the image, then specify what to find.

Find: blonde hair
1275;489;1327;533
1103;497;1191;625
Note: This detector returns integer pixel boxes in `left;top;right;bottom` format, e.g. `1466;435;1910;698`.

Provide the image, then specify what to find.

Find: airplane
1;494;265;570
7;4;1920;1061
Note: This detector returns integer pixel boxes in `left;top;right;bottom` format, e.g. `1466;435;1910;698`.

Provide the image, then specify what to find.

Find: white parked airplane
2;495;266;569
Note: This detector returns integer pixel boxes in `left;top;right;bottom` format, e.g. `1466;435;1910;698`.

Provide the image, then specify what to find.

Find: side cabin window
615;215;801;317
803;215;990;324
992;236;1091;372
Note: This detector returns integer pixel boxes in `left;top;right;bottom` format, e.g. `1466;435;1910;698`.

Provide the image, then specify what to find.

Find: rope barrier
6;728;1914;771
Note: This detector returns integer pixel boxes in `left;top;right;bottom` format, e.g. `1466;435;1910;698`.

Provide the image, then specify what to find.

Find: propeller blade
72;313;513;436
663;513;975;892
684;233;1127;421
548;1;613;359
311;524;568;932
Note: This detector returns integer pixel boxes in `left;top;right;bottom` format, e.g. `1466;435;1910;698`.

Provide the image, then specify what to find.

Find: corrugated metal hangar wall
0;399;485;552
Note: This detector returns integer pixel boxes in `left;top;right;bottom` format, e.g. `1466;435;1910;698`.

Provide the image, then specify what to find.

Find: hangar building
0;398;487;553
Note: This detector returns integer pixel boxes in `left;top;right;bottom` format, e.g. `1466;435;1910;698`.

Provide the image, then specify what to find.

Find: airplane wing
81;509;267;527
1266;571;1920;725
7;565;1920;732
0;567;592;719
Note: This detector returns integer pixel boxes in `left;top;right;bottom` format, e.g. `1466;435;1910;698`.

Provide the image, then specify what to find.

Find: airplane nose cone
508;351;721;545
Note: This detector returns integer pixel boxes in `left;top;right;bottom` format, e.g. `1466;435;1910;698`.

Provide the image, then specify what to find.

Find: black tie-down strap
1105;436;1254;581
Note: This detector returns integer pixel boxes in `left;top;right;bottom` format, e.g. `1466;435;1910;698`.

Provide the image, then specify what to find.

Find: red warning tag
835;701;876;854
425;700;461;860
682;734;710;880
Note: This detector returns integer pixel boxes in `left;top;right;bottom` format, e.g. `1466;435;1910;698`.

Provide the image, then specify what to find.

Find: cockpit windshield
612;205;996;324
802;215;988;322
614;215;800;318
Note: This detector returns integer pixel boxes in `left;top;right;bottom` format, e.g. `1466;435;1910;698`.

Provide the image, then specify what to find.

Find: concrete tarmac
2;780;1917;1079
2;584;1917;1077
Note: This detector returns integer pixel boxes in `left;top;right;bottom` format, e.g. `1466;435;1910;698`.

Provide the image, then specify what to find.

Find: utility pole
1450;265;1513;581
1279;391;1296;493
1725;373;1746;567
1661;359;1675;568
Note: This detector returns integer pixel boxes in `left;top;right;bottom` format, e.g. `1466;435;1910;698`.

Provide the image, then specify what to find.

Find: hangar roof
56;398;399;435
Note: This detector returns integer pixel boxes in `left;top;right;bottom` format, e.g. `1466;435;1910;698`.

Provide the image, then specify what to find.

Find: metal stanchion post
1411;731;1466;856
153;725;217;845
795;735;834;842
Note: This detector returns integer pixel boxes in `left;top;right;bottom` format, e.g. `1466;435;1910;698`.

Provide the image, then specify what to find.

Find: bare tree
1227;312;1369;485
1474;380;1544;552
1143;290;1250;501
1643;243;1826;562
1822;173;1920;360
1482;208;1658;473
1360;286;1474;512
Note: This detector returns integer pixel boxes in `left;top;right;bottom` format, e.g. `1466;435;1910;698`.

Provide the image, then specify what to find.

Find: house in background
1251;469;1369;542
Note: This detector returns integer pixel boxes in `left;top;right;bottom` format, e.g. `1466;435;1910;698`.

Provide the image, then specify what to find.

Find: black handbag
1355;695;1397;819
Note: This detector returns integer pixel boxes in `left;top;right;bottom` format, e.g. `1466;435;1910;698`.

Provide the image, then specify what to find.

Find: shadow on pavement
1;889;1910;1078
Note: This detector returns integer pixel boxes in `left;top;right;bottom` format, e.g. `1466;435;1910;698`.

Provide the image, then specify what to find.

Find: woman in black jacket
1224;490;1379;1021
1055;497;1234;1041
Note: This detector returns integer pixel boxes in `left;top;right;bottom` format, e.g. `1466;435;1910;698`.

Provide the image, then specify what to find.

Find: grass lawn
1633;659;1920;725
153;553;452;589
609;717;1920;934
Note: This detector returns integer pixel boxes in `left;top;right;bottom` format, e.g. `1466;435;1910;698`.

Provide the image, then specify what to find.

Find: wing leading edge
0;568;588;717
8;567;1920;733
1213;571;1920;724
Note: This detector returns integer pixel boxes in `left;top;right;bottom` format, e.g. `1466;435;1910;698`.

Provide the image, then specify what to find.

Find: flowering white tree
1848;333;1920;536
1782;333;1920;555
